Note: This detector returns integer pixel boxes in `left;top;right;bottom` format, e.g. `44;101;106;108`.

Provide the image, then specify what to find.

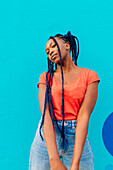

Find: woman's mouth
51;54;57;60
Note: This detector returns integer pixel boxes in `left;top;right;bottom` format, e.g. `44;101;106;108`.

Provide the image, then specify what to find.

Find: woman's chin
52;58;60;65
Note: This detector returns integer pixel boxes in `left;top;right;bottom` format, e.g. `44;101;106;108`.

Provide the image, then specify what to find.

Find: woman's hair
39;31;79;149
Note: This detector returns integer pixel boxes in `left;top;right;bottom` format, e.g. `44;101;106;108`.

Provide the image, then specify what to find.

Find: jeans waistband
39;117;77;128
54;119;77;128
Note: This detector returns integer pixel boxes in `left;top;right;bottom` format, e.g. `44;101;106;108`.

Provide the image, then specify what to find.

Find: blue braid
64;31;79;66
39;58;62;141
47;59;62;133
48;68;62;133
49;36;66;148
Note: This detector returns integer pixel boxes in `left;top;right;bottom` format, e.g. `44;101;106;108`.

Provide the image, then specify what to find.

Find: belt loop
71;121;73;128
72;121;74;129
72;120;76;129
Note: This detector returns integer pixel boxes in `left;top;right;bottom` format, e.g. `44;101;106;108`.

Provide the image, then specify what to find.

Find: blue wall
0;0;113;169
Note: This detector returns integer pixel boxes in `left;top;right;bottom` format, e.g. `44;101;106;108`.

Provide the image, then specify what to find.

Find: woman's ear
65;42;70;51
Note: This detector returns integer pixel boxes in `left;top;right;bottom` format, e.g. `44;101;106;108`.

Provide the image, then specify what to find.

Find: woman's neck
57;54;78;74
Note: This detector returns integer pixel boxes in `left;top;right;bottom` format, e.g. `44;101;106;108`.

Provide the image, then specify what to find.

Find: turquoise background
0;0;113;169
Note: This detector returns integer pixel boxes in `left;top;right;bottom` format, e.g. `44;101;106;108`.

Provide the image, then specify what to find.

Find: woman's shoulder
81;67;94;71
39;71;53;81
81;67;98;75
81;67;100;85
39;71;48;79
40;71;47;76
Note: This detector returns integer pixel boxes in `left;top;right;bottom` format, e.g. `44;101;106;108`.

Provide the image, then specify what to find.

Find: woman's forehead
46;37;63;48
45;39;54;51
46;39;54;46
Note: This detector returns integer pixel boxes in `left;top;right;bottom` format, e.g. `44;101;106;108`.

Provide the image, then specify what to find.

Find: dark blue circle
102;112;113;156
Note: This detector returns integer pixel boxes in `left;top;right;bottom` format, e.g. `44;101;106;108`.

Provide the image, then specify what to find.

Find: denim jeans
29;117;94;170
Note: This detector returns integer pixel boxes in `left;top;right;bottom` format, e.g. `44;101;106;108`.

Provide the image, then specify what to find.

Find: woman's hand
50;159;68;170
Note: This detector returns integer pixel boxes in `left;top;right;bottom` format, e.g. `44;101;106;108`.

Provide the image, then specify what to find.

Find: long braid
39;58;62;141
50;36;65;148
64;31;79;65
48;60;62;133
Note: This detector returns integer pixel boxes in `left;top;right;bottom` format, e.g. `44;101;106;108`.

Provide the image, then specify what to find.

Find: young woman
29;31;100;170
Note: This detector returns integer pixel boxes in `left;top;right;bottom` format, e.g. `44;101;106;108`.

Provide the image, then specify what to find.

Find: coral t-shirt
37;67;100;120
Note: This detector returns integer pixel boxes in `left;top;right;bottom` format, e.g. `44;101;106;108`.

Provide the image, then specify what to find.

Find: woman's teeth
51;54;57;60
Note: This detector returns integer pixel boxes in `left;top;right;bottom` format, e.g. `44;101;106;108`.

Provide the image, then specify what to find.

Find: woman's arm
38;84;60;163
38;84;67;170
70;81;99;170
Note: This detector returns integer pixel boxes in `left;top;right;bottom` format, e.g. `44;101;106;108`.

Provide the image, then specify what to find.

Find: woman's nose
50;50;54;56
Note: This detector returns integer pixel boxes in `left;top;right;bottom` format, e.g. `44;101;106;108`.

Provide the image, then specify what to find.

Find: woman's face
45;37;70;65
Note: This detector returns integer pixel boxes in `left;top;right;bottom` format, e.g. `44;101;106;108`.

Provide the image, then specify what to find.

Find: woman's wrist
50;156;61;166
70;160;80;170
71;158;80;167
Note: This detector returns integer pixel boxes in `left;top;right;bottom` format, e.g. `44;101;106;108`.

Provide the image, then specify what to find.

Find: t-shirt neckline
53;67;83;85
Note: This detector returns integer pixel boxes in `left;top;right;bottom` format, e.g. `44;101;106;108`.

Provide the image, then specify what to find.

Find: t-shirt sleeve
37;72;47;88
87;70;100;85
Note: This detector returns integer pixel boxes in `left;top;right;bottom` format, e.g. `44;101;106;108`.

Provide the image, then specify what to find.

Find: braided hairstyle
39;31;79;149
